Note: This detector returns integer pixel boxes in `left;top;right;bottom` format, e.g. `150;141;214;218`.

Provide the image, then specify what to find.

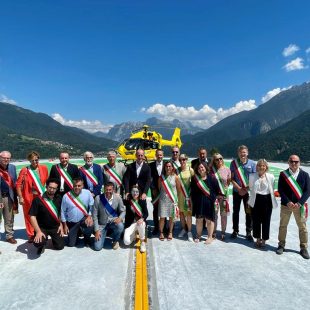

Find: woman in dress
191;162;219;244
16;151;48;242
248;159;278;248
211;153;231;241
124;185;148;253
177;154;194;242
158;161;181;241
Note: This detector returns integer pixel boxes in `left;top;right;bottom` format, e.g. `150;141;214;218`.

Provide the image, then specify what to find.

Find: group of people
0;145;309;259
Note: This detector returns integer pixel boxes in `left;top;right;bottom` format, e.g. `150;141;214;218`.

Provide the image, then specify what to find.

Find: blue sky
0;0;310;132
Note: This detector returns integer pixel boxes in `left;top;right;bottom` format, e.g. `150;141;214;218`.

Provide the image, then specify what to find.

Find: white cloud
283;57;306;72
261;86;292;103
52;113;112;133
306;47;310;53
141;100;257;129
282;44;300;57
0;94;17;105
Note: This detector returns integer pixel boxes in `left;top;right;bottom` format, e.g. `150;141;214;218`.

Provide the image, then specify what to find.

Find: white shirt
289;168;300;180
156;161;163;176
60;164;69;191
136;162;143;178
255;175;270;195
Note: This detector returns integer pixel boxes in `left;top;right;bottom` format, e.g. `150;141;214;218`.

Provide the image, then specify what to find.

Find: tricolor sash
178;169;191;210
212;166;227;196
67;191;89;216
104;164;123;186
160;175;179;217
282;170;308;221
27;167;45;195
80;166;98;186
56;164;73;189
172;161;180;175
39;195;59;223
129;199;143;217
232;159;249;188
0;167;15;189
151;194;160;206
100;194;118;218
193;174;211;197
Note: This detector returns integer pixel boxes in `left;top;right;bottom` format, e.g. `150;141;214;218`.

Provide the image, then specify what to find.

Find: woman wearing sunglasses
124;185;148;253
211;153;231;241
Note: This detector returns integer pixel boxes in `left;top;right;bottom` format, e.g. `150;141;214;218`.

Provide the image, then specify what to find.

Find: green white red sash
56;164;73;189
80;166;98;186
104;164;122;186
193;174;210;197
39;195;59;223
212;166;227;196
160;175;179;217
67;191;89;216
178;169;191;210
232;159;249;188
151;194;160;206
129;199;143;217
282;170;308;220
27;167;45;195
172;161;180;174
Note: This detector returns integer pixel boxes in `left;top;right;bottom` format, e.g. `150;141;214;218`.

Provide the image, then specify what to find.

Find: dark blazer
278;168;310;206
79;163;104;197
49;163;80;194
123;162;151;195
191;158;209;171
149;160;165;191
124;198;148;228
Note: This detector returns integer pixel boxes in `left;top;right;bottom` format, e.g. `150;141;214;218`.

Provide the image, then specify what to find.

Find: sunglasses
180;158;187;161
215;158;223;161
289;160;299;164
172;151;179;154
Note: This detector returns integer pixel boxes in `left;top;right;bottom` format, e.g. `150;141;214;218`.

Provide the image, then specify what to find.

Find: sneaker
276;246;285;255
230;231;238;239
246;234;254;242
178;229;187;238
112;241;119;250
300;248;310;259
140;241;146;253
187;232;194;242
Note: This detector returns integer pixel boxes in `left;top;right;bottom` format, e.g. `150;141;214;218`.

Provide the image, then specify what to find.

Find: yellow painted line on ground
134;239;149;310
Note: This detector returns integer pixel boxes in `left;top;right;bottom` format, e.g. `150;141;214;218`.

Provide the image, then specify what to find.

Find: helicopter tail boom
161;127;182;148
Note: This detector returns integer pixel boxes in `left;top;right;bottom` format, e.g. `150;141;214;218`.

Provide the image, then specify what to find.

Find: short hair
238;145;248;152
198;147;207;152
73;177;84;184
156;149;163;154
194;161;209;175
256;159;269;171
0;151;12;158
46;178;60;187
27;151;40;161
107;150;117;157
179;153;188;160
83;151;94;159
104;181;115;189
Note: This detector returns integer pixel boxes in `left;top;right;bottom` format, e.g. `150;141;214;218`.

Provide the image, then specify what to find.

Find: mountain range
94;117;202;142
0;102;117;159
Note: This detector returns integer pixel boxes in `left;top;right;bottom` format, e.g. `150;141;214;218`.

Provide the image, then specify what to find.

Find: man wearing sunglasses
277;154;310;259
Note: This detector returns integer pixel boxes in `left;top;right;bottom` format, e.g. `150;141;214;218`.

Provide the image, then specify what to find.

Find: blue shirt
230;158;256;191
61;189;94;223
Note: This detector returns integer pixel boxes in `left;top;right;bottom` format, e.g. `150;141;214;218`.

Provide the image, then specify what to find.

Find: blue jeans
94;222;124;251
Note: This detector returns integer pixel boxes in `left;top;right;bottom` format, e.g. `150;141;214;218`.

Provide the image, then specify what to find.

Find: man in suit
170;146;180;173
149;149;164;235
191;147;208;170
276;154;310;259
79;151;103;198
0;150;18;244
49;152;80;196
93;182;125;250
123;149;151;201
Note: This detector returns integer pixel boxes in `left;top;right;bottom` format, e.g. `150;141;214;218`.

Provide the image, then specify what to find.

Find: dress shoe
276;246;285;255
300;248;310;259
230;231;238;239
246;234;254;242
7;237;17;244
37;246;45;256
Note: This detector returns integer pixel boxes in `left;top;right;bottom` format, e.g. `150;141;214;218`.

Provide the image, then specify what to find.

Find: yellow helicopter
117;125;182;161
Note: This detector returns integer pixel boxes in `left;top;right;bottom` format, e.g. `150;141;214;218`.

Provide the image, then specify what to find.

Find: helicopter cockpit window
124;138;159;150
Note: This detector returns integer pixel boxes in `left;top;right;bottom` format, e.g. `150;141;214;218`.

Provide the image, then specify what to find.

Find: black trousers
34;227;64;250
252;194;273;240
151;190;159;230
67;219;93;247
232;191;252;234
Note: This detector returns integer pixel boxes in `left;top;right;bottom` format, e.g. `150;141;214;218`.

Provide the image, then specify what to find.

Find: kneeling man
93;182;125;250
29;178;64;255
